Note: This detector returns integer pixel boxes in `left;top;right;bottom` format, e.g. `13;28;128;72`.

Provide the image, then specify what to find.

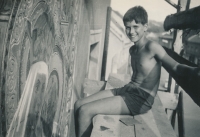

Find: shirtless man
74;6;200;137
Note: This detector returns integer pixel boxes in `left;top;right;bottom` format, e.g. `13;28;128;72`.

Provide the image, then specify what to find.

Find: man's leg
74;89;115;137
74;89;115;113
75;96;131;137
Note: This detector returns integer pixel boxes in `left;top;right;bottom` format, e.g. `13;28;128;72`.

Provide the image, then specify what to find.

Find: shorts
111;82;155;116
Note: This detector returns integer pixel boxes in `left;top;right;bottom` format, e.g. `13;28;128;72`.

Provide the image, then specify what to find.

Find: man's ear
144;23;148;32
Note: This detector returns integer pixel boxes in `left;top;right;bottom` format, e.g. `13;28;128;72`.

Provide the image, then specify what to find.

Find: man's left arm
176;63;200;78
149;42;200;106
149;42;200;77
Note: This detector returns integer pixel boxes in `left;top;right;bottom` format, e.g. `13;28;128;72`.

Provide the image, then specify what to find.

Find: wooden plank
134;95;177;137
101;7;112;81
91;115;135;137
157;91;179;110
134;110;162;137
83;78;106;96
150;95;177;137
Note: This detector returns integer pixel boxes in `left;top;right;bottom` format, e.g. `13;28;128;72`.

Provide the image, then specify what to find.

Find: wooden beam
173;0;191;54
177;0;190;12
101;7;112;81
165;0;181;9
177;91;185;137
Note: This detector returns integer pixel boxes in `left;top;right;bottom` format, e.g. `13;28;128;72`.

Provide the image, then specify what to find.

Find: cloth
112;82;155;116
163;47;200;107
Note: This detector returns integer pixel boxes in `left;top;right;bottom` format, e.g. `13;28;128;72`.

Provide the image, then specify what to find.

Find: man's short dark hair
123;6;148;25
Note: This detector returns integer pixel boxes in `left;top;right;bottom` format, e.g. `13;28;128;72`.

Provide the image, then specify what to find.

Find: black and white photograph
0;0;200;137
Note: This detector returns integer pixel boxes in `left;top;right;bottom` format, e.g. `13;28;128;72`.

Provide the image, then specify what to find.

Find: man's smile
131;35;136;38
129;34;138;39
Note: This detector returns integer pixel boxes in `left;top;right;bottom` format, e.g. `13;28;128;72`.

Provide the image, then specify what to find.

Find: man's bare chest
131;52;154;67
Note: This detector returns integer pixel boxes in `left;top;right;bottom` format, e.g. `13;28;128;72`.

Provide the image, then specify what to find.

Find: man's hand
192;67;200;78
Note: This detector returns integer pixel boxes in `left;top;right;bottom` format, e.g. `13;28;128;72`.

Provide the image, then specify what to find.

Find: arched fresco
2;0;81;136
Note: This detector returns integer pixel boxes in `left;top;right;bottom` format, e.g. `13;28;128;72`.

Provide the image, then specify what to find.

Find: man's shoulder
145;40;161;51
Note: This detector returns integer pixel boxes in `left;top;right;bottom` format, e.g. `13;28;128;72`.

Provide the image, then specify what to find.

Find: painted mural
1;0;82;136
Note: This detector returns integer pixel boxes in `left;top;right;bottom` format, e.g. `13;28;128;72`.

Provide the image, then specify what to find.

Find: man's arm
148;42;200;77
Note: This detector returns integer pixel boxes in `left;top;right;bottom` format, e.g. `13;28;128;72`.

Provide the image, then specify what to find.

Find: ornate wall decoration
3;0;81;136
0;0;14;16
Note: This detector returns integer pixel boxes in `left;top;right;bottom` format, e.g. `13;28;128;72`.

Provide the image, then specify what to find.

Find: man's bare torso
130;41;161;97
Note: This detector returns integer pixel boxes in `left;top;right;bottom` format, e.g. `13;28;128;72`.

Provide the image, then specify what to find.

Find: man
74;6;200;137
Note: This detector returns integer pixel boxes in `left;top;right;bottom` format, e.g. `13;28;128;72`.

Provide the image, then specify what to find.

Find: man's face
124;20;148;43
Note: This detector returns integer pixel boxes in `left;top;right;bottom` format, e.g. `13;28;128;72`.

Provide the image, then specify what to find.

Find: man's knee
77;104;96;119
74;99;83;113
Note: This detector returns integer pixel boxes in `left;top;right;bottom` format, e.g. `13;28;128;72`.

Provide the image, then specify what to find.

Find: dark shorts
111;82;155;116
